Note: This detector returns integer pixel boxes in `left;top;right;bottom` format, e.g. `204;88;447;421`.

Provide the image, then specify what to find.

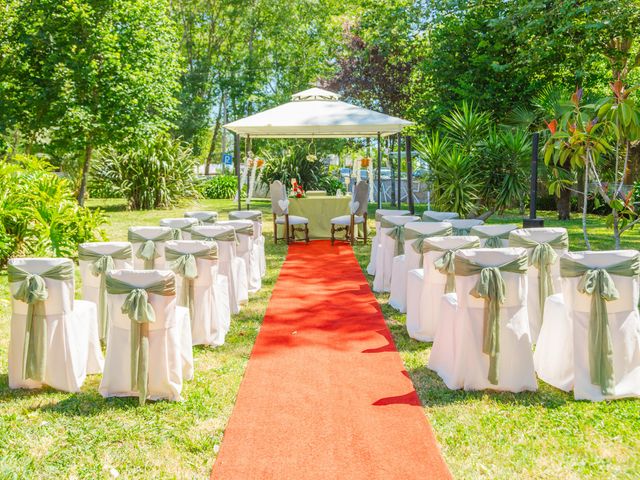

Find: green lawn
1;201;639;478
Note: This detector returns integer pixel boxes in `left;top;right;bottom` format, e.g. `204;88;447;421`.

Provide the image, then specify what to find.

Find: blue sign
222;153;233;165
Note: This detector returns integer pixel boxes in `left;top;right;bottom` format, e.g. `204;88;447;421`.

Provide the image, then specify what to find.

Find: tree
0;0;181;204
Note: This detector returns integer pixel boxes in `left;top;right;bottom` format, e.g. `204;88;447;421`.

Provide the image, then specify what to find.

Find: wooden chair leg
305;224;309;243
363;213;368;244
331;223;335;245
285;216;290;245
273;215;278;244
349;216;355;246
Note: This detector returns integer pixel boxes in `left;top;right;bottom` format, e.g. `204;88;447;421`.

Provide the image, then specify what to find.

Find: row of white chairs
368;209;640;401
7;209;266;405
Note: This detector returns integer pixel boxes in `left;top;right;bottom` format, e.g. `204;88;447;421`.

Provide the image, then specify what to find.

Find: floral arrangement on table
290;178;305;198
360;157;371;168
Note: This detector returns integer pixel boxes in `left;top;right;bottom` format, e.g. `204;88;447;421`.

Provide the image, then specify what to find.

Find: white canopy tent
223;87;414;209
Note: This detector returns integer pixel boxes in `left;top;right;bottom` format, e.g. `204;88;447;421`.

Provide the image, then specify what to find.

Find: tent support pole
376;132;382;209
397;133;402;209
406;135;414;214
234;133;241;210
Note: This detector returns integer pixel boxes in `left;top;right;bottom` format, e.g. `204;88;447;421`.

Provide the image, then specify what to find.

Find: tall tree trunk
582;152;591;250
205;104;223;176
557;161;571;220
77;143;93;206
623;140;633;185
557;187;571;220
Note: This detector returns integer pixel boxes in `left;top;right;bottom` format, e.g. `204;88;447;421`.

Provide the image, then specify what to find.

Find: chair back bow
79;244;132;341
509;232;568;317
422;238;480;291
128;230;174;269
406;226;453;266
560;255;640;395
165;245;217;325
106;274;176;405
454;253;528;385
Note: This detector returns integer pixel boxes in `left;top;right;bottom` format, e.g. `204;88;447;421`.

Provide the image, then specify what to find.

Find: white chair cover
509;227;568;342
184;211;218;224
533;293;573;391
429;248;537;392
99;269;191;402
367;209;409;275
79;241;134;341
164;240;231;347
8;258;103;392
422;211;459;222
389;222;452;312
470;224;518;248
537;250;640;401
406;236;479;342
229;210;266;278
190;224;248;314
216;220;261;293
448;219;484;235
160;218;199;240
128;226;173;270
372;215;420;293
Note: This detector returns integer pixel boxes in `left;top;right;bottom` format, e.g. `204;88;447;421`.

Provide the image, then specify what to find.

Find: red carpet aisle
211;241;451;480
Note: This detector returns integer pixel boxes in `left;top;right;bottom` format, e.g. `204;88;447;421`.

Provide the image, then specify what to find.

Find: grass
0;200;639;478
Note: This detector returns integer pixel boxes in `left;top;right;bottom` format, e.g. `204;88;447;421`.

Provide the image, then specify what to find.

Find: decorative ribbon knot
434;250;457;294
14;274;48;305
122;288;156;324
90;255;115;277
171;228;183;240
453;227;471;236
484;236;503;249
137;240;157;269
530;242;557;316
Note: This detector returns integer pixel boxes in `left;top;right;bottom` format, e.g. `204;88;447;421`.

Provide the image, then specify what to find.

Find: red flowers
291;179;305;198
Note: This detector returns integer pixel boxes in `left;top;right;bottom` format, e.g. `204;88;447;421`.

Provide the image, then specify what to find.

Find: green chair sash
386;225;406;257
8;262;74;382
509;232;568;317
454;253;528;385
106;274;176;405
471;228;513;249
405;226;453;266
232;224;255;237
128;230;174;269
191;229;239;244
422;239;481;292
452;227;472;235
164;245;217;326
560;255;640;396
229;212;262;222
78;244;132;341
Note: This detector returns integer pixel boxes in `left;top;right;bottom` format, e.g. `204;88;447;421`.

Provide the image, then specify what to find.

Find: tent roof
224;88;412;138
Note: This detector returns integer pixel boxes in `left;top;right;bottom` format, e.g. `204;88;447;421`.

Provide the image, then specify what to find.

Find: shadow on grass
407;364;571;409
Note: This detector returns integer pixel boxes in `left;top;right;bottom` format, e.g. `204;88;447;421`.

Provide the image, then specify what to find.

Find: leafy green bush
201;175;244;199
91;134;199;210
0;155;106;266
260;146;326;191
318;175;347;196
